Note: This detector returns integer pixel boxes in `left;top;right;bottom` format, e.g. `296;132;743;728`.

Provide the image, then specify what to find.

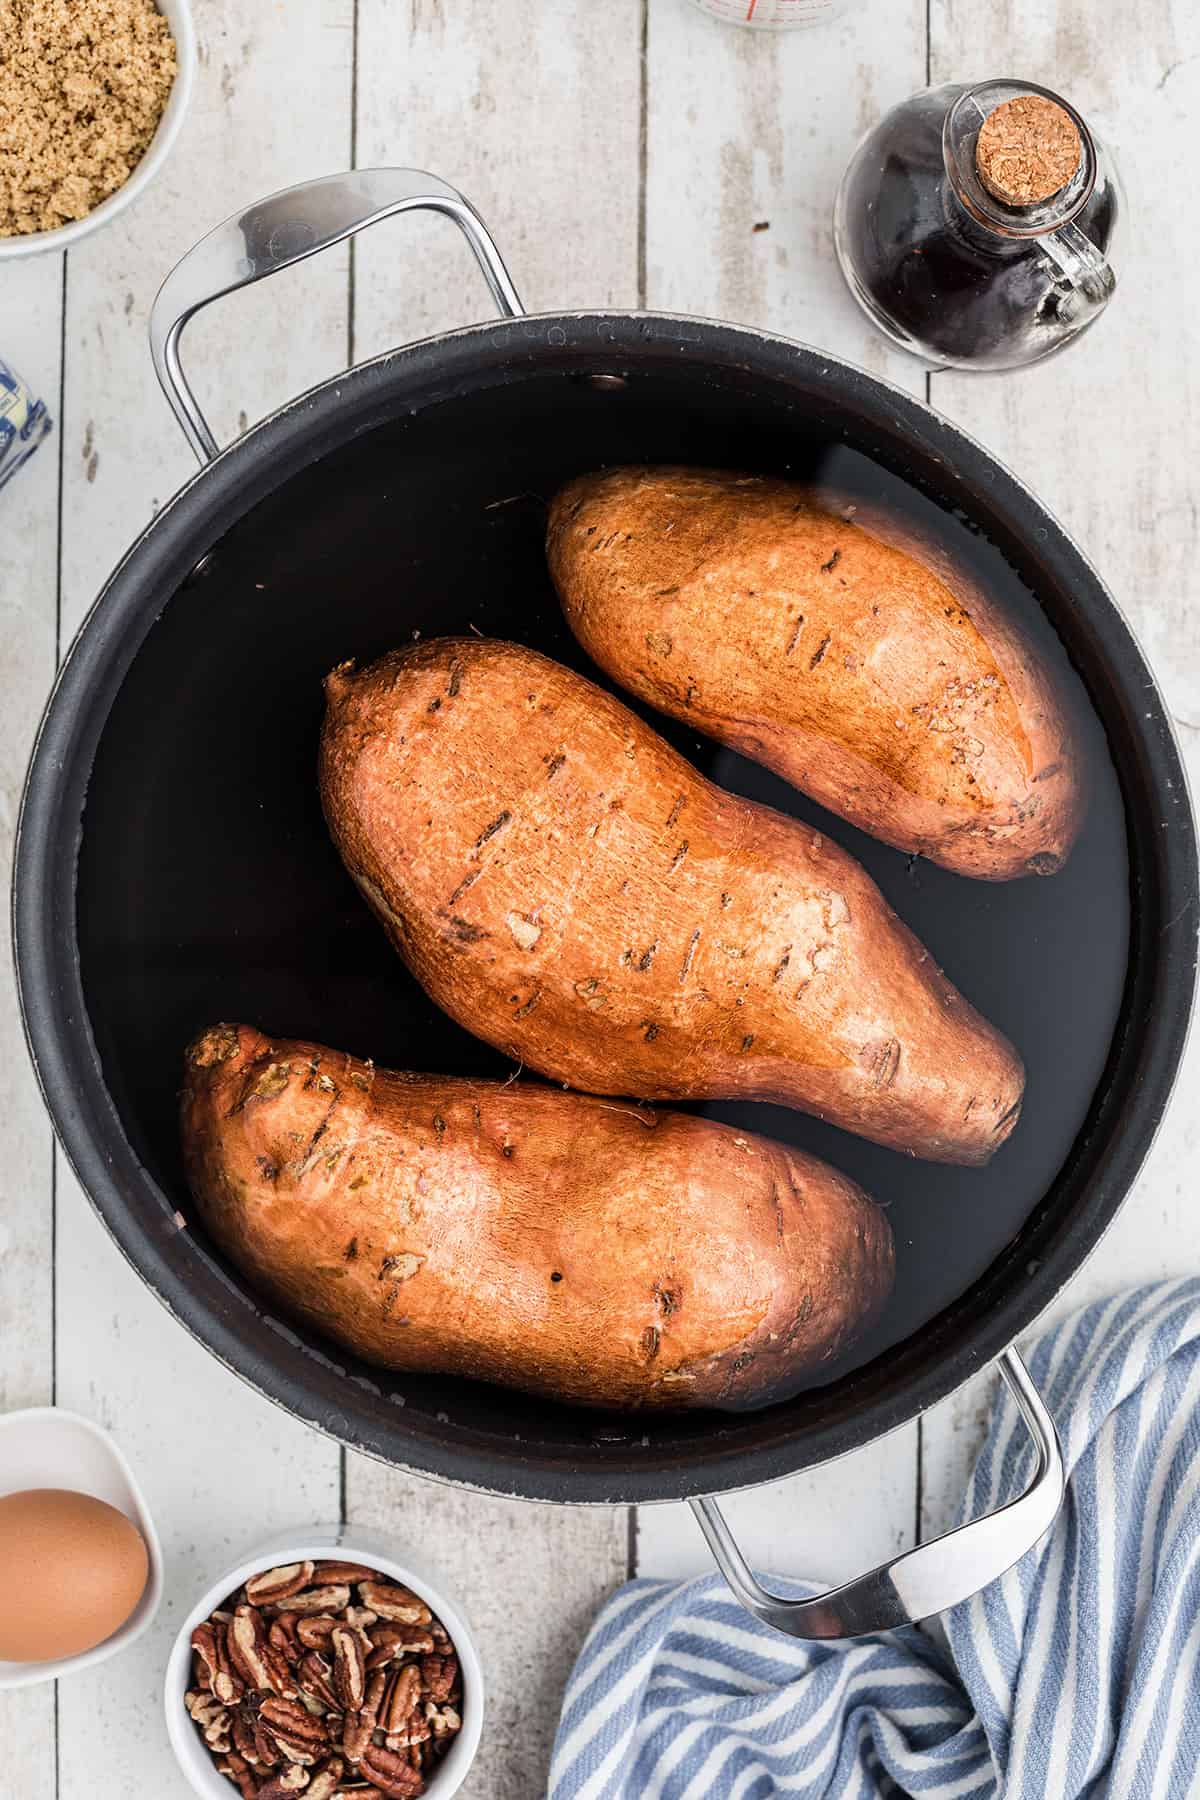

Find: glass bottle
833;80;1121;372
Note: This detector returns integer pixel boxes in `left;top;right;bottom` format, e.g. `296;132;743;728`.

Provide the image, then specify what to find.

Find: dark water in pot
76;365;1129;1420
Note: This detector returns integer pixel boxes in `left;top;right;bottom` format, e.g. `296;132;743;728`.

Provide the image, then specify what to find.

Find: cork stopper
975;94;1082;207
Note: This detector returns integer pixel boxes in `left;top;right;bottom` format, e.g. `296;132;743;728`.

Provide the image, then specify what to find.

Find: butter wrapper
0;356;53;493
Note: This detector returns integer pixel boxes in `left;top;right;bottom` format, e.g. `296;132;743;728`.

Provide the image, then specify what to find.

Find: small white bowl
165;1525;484;1799
0;1406;163;1688
0;0;196;262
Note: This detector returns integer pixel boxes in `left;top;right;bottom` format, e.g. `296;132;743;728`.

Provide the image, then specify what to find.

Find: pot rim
13;310;1198;1503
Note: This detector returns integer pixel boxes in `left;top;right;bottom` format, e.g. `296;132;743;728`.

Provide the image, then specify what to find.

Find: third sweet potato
181;1024;894;1410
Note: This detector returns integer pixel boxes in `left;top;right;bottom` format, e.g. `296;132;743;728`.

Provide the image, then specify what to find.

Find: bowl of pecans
164;1527;482;1800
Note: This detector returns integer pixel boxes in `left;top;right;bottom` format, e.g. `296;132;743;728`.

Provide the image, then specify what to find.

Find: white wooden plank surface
352;0;644;360
347;7;642;1794
636;0;930;1589
920;0;1200;1543
0;264;60;1433
0;260;63;1800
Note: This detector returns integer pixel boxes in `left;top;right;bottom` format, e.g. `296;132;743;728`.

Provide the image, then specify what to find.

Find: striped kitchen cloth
550;1280;1200;1799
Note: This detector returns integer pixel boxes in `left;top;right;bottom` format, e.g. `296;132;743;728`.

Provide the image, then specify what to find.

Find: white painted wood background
3;0;1199;1792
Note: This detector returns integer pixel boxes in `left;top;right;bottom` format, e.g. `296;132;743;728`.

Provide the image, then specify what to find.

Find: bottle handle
1043;219;1117;308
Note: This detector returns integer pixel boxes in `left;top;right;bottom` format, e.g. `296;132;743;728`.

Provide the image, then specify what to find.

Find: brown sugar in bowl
0;0;196;260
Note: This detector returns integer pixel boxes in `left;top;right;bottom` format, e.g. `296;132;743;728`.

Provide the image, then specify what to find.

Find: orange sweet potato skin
319;638;1023;1164
547;466;1085;882
180;1025;894;1411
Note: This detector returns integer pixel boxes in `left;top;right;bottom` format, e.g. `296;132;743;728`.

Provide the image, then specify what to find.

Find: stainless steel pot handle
149;169;525;464
692;1346;1063;1639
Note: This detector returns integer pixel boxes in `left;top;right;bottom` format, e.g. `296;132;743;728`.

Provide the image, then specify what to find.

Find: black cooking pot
15;172;1197;1638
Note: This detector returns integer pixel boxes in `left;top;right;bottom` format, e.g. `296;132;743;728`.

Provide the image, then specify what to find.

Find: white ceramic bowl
0;1406;163;1688
0;0;196;261
165;1525;484;1799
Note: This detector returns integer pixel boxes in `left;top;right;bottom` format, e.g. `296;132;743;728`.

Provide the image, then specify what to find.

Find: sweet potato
180;1025;894;1410
320;638;1023;1164
546;465;1084;881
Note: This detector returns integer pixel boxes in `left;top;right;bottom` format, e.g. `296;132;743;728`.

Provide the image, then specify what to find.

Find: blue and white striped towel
551;1281;1200;1799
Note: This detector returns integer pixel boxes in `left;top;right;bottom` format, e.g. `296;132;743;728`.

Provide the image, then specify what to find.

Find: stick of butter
0;356;52;493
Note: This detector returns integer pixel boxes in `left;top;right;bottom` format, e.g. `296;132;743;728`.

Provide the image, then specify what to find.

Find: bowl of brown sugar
0;0;195;258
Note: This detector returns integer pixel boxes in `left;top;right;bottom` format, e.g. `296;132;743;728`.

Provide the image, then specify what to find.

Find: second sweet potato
320;637;1024;1163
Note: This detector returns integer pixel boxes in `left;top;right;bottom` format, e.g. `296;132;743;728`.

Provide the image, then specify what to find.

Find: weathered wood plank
54;1185;346;1793
0;256;64;1800
58;0;357;611
643;0;927;380
348;5;643;1795
0;263;60;1423
920;0;1200;1544
50;2;355;1793
637;0;929;1587
353;0;643;363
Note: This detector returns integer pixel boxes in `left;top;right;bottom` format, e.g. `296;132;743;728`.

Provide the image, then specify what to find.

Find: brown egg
0;1488;149;1662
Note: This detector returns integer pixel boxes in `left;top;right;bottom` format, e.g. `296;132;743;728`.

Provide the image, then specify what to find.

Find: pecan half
245;1561;316;1606
192;1620;244;1705
256;1767;310;1799
383;1720;430;1753
344;1605;379;1630
230;1709;263;1768
420;1653;459;1704
185;1689;228;1730
272;1648;301;1700
359;1582;431;1626
331;1623;370;1711
426;1702;461;1737
215;1751;257;1800
296;1614;340;1649
359;1742;424;1797
259;1696;328;1765
380;1664;426;1750
191;1623;220;1692
341;1667;387;1764
305;1756;345;1800
253;1715;284;1769
366;1623;435;1670
283;1584;352;1617
228;1604;275;1691
315;1560;379;1584
202;1709;232;1753
271;1612;302;1656
296;1650;340;1712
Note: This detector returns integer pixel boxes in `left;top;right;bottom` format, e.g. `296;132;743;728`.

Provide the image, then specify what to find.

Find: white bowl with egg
165;1526;484;1799
0;1407;162;1687
0;0;196;262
